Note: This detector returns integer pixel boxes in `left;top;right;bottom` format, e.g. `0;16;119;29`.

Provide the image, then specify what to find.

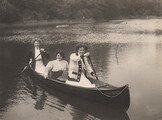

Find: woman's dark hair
32;38;41;45
55;50;65;58
75;44;88;52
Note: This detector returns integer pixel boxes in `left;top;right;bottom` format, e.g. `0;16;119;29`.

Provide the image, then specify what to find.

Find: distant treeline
0;0;162;23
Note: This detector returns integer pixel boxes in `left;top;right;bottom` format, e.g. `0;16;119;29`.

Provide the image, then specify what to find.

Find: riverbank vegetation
0;0;162;24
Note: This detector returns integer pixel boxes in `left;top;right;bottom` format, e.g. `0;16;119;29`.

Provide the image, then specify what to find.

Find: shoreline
0;16;162;29
0;19;97;29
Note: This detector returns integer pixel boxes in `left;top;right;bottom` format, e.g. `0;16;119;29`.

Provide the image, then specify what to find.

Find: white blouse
44;60;68;76
35;48;42;59
34;48;45;74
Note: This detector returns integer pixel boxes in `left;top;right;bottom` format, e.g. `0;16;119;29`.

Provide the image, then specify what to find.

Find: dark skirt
50;71;63;79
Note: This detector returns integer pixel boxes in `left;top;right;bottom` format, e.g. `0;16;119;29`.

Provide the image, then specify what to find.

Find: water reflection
22;72;129;120
0;41;29;112
34;91;46;110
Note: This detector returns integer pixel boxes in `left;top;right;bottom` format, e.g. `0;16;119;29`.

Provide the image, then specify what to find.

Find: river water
0;19;162;120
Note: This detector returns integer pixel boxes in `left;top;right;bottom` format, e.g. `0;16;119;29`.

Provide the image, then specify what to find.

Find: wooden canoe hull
25;67;130;110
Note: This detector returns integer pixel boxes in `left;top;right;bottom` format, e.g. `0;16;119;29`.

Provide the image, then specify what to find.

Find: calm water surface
0;19;162;120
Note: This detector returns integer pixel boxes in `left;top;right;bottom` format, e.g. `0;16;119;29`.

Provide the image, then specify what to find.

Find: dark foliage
0;0;162;23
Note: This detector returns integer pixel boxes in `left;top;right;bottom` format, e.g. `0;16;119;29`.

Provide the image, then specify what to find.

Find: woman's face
56;53;63;61
34;41;40;49
78;47;86;55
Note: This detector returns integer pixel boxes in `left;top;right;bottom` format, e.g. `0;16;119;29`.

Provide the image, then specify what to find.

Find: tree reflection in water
23;72;130;120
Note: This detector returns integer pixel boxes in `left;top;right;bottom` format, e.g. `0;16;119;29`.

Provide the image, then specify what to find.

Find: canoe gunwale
28;66;127;91
25;66;130;110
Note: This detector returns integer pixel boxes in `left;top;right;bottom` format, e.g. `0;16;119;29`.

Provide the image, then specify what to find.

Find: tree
0;0;20;23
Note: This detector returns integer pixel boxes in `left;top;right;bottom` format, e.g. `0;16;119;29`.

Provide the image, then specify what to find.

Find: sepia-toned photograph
0;0;162;120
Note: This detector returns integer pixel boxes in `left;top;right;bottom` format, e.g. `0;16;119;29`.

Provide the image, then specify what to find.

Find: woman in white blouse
44;50;68;80
65;44;96;88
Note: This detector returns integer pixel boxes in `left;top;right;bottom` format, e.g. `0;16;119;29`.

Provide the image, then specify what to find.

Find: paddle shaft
18;53;41;76
88;56;99;81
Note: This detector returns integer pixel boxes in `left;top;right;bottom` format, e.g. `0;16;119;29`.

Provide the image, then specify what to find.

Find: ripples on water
0;72;129;120
1;19;161;44
0;19;162;120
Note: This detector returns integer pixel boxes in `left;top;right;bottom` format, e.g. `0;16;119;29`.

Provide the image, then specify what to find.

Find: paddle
17;53;41;77
87;56;99;81
88;56;110;89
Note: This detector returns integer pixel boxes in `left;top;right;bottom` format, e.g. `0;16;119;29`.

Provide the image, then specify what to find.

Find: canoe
25;66;130;110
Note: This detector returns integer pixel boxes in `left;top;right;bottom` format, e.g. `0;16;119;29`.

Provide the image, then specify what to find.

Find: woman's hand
84;52;90;57
44;74;48;79
91;72;96;76
40;48;45;53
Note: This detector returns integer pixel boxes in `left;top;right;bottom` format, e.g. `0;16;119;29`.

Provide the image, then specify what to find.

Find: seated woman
65;44;96;88
27;38;49;74
44;50;68;81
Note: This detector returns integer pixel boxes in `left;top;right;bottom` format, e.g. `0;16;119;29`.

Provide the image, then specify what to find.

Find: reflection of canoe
26;67;130;110
31;86;130;120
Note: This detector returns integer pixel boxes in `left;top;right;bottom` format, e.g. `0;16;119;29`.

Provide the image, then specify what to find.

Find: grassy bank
0;19;98;29
0;18;162;45
1;16;162;29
